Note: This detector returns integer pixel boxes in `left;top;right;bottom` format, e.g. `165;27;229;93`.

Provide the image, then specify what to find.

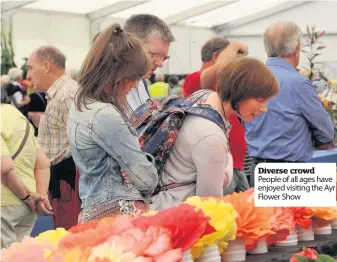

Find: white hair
8;67;23;81
264;21;302;57
0;75;10;87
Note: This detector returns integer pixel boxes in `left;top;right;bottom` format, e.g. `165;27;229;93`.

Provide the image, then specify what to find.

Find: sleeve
1;135;10;156
91;106;158;194
295;80;335;145
192;134;231;197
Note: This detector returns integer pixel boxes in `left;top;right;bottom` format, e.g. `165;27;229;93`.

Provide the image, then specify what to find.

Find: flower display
132;203;215;252
185;196;237;258
291;207;314;230
311;206;337;228
2;191;336;262
291;248;336;262
0;236;60;262
266;207;296;246
220;189;275;251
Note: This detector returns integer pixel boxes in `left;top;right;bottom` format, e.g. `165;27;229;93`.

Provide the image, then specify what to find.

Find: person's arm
295;80;335;147
34;147;53;215
200;42;248;89
1;137;43;211
192;134;232;197
91;106;158;195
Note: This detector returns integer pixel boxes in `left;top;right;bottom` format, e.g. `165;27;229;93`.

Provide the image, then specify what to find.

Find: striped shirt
38;74;78;165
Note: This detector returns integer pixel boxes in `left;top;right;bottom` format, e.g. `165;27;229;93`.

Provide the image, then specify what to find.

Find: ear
294;43;301;56
212;52;220;63
44;61;51;73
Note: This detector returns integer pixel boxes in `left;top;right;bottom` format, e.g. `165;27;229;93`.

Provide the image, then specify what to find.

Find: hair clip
114;27;123;35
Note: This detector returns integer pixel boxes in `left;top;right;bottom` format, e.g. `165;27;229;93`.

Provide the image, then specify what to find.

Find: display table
246;230;337;262
311;148;337;163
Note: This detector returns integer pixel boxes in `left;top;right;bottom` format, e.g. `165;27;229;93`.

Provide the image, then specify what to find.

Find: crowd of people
1;13;335;248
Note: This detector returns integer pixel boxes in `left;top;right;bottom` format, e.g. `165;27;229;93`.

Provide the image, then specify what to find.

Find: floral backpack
131;90;226;178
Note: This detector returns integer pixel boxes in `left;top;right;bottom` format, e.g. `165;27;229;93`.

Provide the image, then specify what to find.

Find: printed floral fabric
132;90;228;177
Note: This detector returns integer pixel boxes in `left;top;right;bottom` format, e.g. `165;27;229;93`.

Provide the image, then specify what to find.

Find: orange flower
220;190;275;251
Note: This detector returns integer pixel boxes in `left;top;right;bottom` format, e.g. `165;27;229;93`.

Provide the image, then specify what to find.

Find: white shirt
127;80;150;111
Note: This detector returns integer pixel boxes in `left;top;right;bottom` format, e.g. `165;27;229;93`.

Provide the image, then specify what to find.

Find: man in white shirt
124;14;175;111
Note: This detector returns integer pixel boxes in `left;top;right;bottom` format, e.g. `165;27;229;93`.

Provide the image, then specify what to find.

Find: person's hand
215;41;249;68
22;193;44;211
37;198;53;216
231;41;249;57
318;143;334;150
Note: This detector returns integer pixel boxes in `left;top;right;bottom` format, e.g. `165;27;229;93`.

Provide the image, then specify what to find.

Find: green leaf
306;25;310;36
293;255;311;262
317;46;326;50
317;254;337;262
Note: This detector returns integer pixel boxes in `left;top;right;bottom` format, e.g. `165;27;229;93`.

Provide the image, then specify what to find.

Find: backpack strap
12;120;30;160
185;106;225;131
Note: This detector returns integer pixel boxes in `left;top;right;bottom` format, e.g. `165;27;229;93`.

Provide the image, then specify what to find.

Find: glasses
148;50;170;62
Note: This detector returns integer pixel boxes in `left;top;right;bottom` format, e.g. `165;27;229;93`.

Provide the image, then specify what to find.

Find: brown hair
76;23;150;117
124;14;175;43
217;57;279;112
201;37;230;62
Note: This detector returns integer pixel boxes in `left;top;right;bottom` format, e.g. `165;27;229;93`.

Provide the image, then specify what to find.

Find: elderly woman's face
238;98;269;122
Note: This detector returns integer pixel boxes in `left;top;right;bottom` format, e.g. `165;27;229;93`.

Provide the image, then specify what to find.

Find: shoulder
180;115;226;143
1;104;23;120
91;103;125;126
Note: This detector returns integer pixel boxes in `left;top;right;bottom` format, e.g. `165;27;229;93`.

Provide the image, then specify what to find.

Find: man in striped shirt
27;46;80;229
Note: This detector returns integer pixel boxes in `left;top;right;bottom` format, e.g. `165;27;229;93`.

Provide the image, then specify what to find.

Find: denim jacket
67;101;158;211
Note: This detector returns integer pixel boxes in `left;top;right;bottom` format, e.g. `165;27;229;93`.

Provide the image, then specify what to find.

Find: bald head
34;45;66;69
264;22;302;57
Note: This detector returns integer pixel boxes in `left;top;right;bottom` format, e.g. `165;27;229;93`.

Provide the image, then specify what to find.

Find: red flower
291;248;318;262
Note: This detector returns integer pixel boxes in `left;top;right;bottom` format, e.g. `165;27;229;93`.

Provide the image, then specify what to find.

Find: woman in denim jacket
67;23;158;223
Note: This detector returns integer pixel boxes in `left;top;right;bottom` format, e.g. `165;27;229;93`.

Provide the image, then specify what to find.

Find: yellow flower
185;196;237;258
36;228;69;248
87;241;143;262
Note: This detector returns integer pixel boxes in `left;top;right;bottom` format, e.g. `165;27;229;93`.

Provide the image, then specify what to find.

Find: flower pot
247;239;268;254
221;238;246;262
276;231;298;246
182;249;194;262
297;225;314;241
196;244;221;262
313;224;332;235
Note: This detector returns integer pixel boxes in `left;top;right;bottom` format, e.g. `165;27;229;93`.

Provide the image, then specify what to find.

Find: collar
266;57;297;73
47;74;71;99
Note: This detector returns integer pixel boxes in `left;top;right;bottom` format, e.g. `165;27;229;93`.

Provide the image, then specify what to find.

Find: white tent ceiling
2;0;304;29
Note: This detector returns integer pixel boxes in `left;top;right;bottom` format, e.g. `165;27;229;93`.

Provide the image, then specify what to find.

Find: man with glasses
124;14;175;111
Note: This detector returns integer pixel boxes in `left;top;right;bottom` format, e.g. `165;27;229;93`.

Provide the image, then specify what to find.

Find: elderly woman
1;90;52;248
151;56;279;210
